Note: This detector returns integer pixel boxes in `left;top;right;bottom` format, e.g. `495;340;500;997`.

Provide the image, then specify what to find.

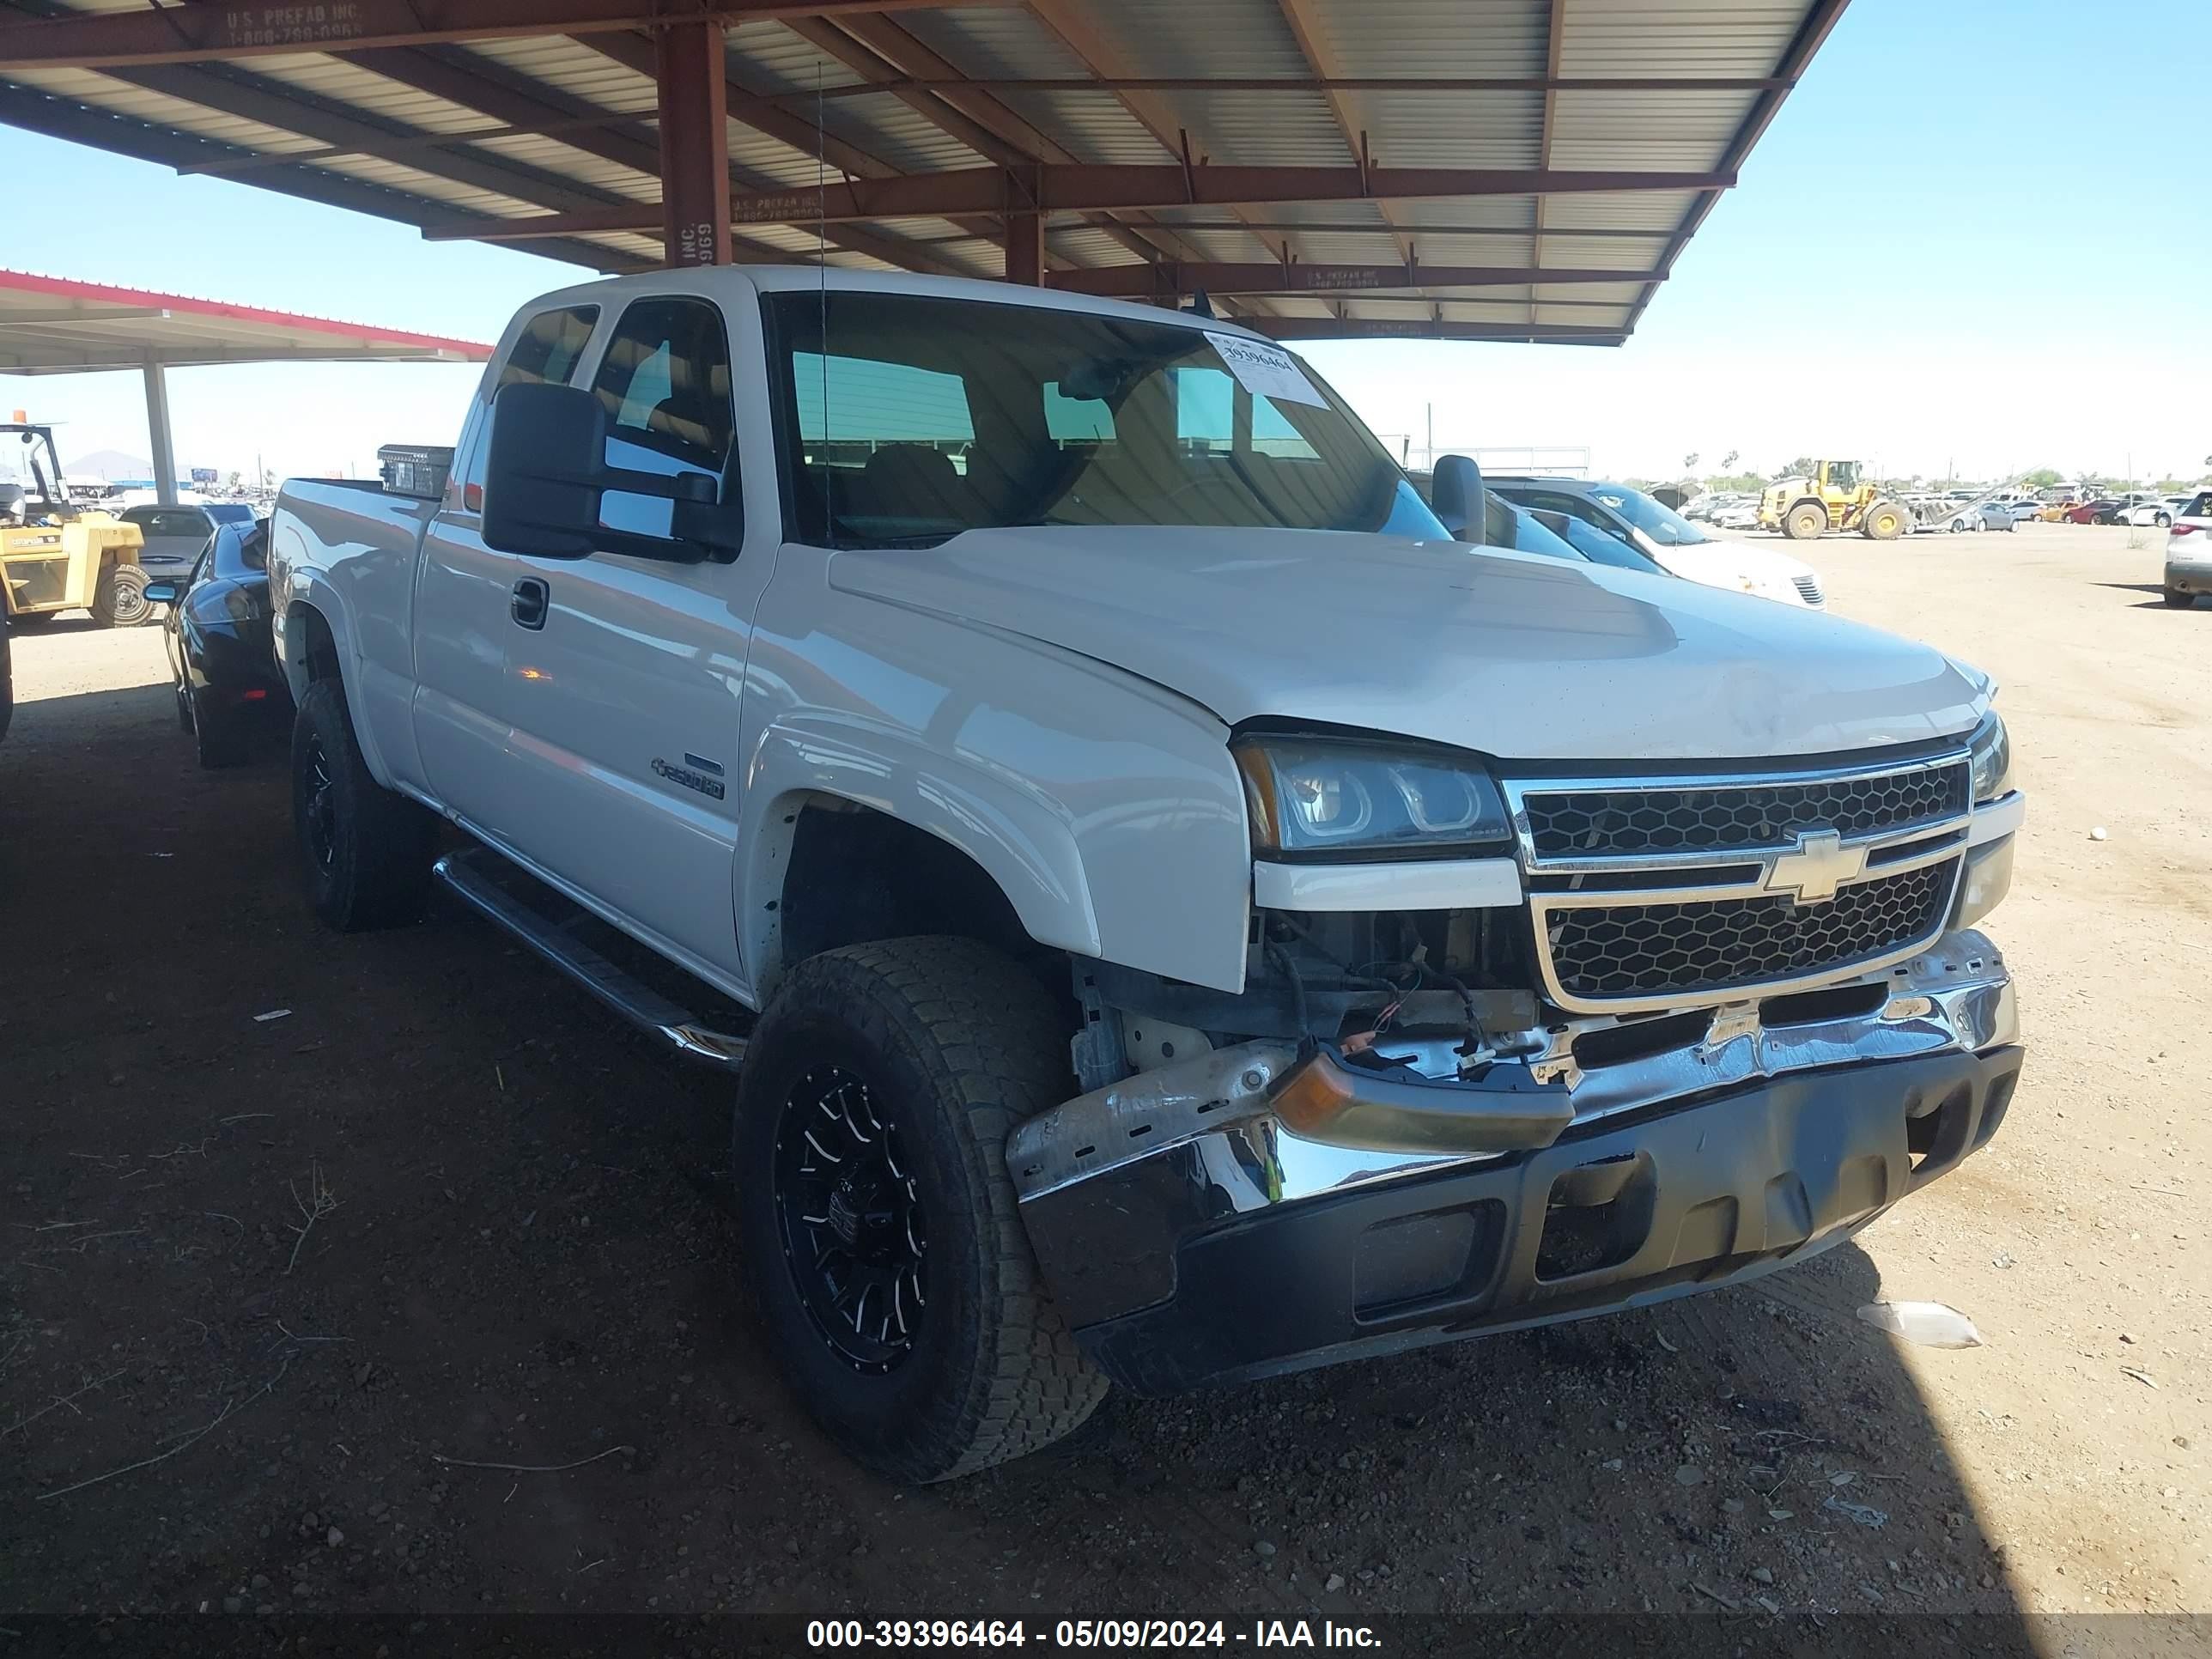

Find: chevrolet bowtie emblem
1762;828;1866;904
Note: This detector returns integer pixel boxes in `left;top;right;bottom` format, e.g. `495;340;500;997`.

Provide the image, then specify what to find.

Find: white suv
2163;490;2212;605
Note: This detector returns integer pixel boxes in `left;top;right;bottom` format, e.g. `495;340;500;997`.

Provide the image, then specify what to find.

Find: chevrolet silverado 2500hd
267;270;2026;1482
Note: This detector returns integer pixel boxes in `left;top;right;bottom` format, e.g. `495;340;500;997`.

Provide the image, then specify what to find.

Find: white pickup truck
267;269;2027;1483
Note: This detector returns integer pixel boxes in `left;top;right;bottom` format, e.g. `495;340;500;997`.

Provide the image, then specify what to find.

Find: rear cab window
2182;492;2212;521
459;303;601;507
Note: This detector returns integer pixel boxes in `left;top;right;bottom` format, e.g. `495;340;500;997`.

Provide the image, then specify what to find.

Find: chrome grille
1520;760;1968;860
1506;751;1977;1014
1791;574;1825;606
1544;859;1960;1004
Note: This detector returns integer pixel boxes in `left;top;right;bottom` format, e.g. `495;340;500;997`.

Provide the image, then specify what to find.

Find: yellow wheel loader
1;419;149;629
1757;460;1912;543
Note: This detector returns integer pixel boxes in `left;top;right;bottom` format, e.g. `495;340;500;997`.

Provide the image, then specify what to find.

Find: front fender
736;622;1253;997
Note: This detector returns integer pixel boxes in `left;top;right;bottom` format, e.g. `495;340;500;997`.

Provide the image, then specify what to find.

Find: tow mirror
481;381;738;564
1431;453;1484;540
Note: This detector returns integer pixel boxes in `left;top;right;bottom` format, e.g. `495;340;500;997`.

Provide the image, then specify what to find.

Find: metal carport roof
0;267;491;372
0;0;1850;345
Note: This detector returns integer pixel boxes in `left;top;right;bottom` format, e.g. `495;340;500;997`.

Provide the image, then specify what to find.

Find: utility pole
1425;402;1433;472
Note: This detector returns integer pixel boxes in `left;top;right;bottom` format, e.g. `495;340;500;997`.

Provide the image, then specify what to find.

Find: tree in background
1721;450;1739;472
1704;471;1767;493
1683;453;1699;472
1781;456;1819;480
2021;467;2062;488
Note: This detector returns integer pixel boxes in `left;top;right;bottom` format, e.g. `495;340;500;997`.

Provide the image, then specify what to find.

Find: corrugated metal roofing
0;0;1850;343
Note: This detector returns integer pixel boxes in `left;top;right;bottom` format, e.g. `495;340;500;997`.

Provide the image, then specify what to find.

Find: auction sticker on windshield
1205;333;1326;409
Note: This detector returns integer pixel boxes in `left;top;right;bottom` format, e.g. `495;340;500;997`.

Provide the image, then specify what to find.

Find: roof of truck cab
536;264;1278;340
0;2;1851;348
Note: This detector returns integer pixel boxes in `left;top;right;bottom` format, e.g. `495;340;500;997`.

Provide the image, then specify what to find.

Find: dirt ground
2;522;2205;1643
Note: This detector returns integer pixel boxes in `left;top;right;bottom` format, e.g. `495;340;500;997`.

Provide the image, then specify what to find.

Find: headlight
1968;711;2013;803
1235;738;1511;856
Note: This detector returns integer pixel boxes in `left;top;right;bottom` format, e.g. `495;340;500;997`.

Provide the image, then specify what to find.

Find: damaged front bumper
1007;931;2021;1395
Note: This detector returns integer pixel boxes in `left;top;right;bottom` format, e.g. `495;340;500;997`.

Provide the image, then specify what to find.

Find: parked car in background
141;516;287;767
2163;490;2212;607
2119;494;2180;527
1492;476;1826;608
1999;500;2041;524
119;501;258;568
1935;501;2016;533
2062;499;2124;525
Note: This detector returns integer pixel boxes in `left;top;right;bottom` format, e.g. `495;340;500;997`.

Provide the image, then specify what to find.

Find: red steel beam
0;0;990;70
775;76;1795;100
1248;319;1626;345
422;164;1729;238
1046;261;1658;298
656;21;728;265
781;15;1192;270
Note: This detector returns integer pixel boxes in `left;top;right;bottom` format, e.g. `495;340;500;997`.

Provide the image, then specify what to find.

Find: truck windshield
763;292;1444;549
1588;482;1712;547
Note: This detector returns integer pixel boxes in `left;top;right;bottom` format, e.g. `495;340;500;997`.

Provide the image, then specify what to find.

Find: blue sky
3;0;2206;485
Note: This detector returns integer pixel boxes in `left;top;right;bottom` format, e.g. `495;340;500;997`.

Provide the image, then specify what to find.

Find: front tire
1783;503;1826;541
1863;501;1908;541
289;679;434;930
734;937;1107;1483
90;563;151;628
2154;513;2171;527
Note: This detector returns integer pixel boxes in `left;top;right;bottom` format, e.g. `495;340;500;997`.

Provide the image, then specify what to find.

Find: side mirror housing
481;381;738;563
1431;453;1484;540
141;580;182;606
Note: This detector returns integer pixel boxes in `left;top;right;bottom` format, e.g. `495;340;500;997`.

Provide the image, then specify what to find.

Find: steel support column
657;22;731;266
142;358;177;505
1003;210;1042;284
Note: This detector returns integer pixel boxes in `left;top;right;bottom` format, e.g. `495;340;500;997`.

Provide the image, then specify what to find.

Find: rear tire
290;678;434;930
190;686;248;769
1783;503;1826;541
2154;513;2171;527
733;937;1107;1483
2164;587;2195;608
90;563;151;628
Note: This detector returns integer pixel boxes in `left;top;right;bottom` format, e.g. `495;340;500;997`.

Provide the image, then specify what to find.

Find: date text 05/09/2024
806;1621;1382;1650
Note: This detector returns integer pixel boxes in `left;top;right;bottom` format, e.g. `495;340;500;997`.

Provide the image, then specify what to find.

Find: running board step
432;850;748;1070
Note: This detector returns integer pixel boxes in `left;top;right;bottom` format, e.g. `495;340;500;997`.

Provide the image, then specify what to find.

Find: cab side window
589;297;736;538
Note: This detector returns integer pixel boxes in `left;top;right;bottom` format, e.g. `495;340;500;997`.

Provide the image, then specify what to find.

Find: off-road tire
290;678;434;930
90;563;152;628
191;685;248;769
2164;587;2195;608
734;937;1107;1483
1783;502;1826;541
1863;501;1908;541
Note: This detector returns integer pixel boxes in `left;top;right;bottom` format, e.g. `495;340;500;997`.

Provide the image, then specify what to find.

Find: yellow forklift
1;416;149;628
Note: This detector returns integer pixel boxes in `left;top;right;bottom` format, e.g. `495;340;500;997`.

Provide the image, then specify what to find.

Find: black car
144;517;289;767
1;605;13;745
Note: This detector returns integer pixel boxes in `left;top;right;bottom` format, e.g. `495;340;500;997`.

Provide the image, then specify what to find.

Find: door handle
510;577;549;630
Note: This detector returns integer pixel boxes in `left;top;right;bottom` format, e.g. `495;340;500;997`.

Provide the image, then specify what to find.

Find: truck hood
826;526;1987;762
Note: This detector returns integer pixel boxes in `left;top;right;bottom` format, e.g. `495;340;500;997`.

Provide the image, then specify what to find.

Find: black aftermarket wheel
289;679;434;931
734;937;1107;1483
